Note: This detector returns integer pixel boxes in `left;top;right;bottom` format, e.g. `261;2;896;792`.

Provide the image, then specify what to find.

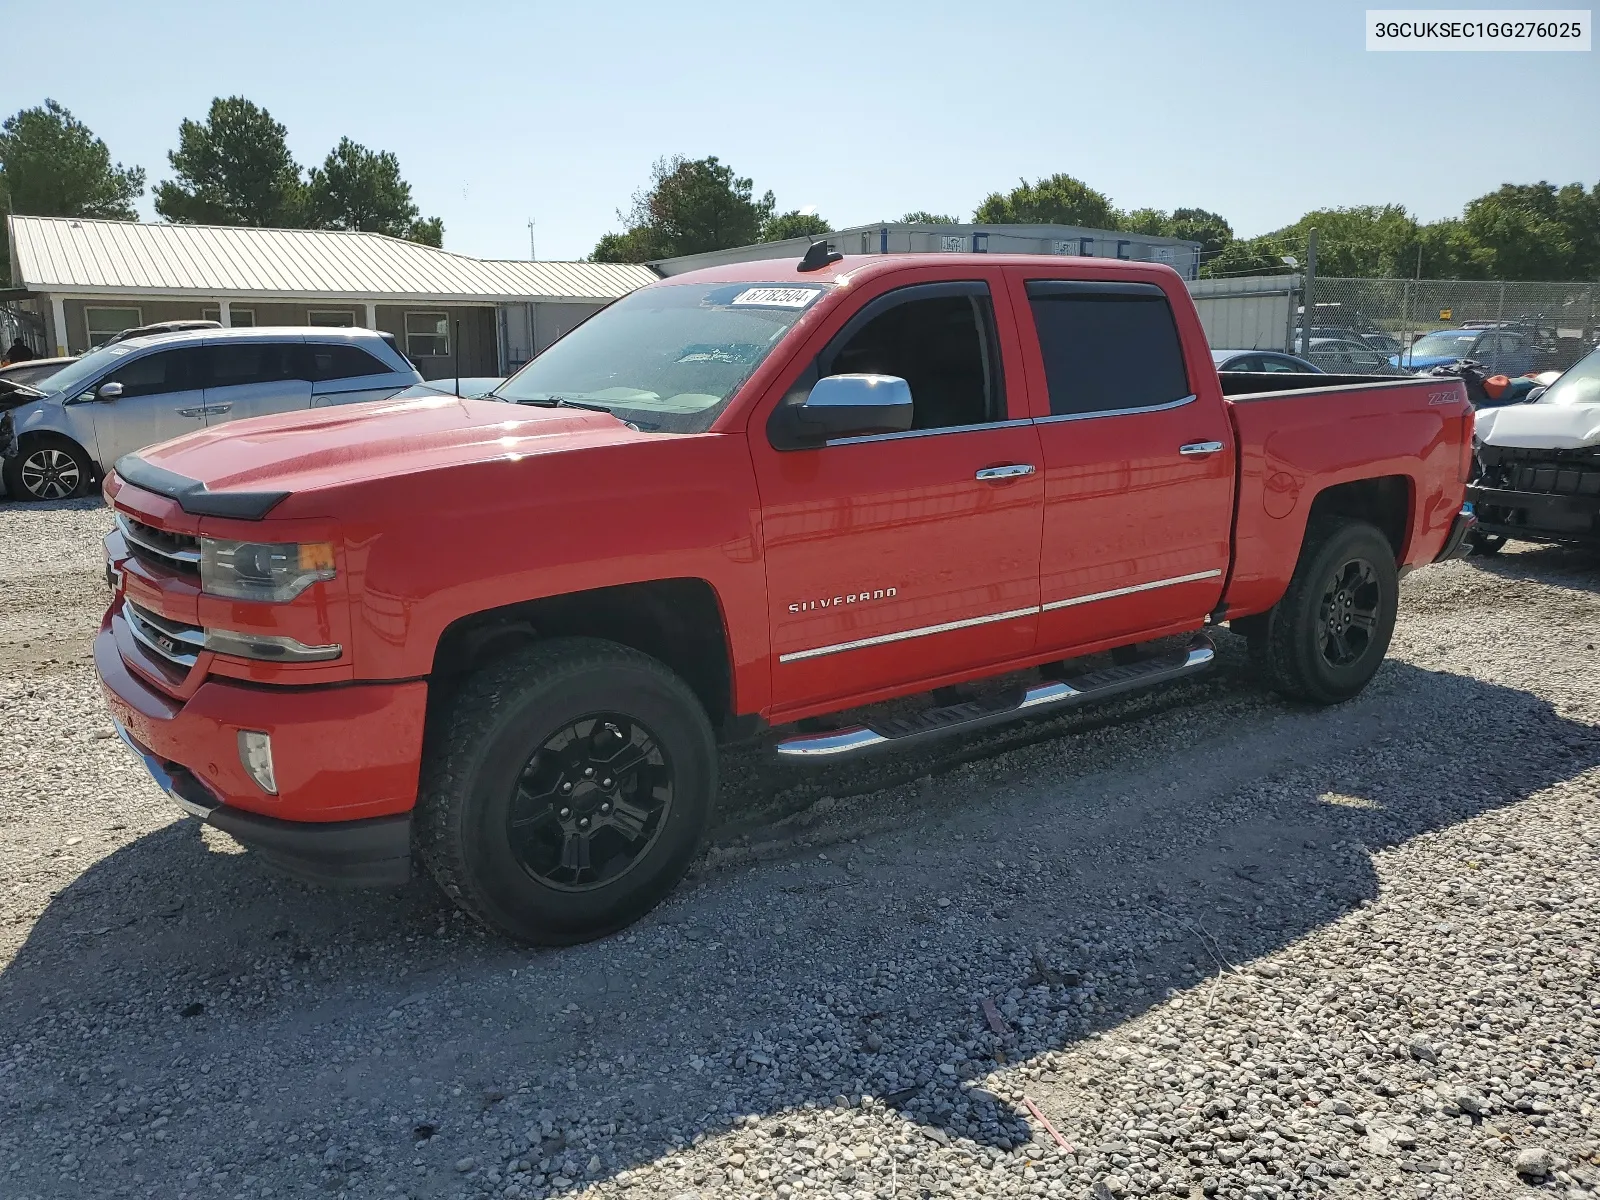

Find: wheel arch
6;429;100;498
1305;474;1414;562
428;578;736;734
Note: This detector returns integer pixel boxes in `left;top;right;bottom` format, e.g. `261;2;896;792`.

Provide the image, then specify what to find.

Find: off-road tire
416;637;717;945
4;434;95;501
1245;517;1398;705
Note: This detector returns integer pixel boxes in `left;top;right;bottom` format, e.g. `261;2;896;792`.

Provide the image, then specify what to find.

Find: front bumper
1464;484;1600;549
96;626;426;887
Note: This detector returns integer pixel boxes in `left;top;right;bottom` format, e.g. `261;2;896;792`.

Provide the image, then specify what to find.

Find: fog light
237;730;278;795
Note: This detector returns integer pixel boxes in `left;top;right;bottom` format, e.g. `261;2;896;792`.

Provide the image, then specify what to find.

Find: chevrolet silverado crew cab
97;250;1476;944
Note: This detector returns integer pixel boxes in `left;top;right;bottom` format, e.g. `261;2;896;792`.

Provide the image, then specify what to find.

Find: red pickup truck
97;251;1475;944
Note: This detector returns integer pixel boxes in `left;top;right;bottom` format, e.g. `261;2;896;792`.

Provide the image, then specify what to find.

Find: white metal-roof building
5;216;657;378
653;222;1203;280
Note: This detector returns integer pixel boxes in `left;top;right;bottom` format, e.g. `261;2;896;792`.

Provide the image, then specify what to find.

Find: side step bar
774;634;1216;760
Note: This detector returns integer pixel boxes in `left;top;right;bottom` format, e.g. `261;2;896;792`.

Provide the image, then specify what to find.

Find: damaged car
1466;346;1600;554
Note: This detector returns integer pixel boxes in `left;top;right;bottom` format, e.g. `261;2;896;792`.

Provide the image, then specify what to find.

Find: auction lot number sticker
1367;9;1591;49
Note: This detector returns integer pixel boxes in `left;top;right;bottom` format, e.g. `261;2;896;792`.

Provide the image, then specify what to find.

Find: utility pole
528;219;536;261
1301;227;1319;358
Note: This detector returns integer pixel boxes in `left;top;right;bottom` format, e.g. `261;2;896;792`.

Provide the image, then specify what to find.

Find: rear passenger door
1011;276;1234;656
201;339;312;428
306;342;412;407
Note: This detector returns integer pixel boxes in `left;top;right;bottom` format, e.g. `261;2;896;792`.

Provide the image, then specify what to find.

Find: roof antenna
798;238;842;273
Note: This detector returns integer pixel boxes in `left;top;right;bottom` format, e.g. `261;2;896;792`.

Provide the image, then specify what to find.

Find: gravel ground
1;497;1597;1200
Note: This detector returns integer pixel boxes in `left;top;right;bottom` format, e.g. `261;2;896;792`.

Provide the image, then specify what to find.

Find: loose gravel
1;497;1597;1200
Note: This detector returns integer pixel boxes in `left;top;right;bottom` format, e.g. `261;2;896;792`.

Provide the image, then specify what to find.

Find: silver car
3;327;421;501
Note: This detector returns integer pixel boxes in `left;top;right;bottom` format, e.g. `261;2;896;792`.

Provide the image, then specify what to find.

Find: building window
85;306;142;348
308;310;356;327
201;307;256;327
405;311;450;358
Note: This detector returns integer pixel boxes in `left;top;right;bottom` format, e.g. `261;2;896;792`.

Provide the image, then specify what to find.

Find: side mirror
1524;385;1546;403
769;374;914;449
96;381;124;402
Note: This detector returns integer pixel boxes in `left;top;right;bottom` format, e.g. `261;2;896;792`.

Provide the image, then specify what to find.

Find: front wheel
1246;517;1399;705
416;638;717;945
4;435;95;501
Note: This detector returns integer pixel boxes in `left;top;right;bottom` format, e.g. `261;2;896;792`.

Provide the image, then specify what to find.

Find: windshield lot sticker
676;343;760;364
730;287;822;309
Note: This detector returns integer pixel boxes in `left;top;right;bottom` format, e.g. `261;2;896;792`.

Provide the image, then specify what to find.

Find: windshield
36;339;151;398
494;282;828;432
1537;347;1600;407
1406;330;1478;359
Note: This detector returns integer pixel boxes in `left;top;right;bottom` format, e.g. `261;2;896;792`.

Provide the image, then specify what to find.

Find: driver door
77;345;209;464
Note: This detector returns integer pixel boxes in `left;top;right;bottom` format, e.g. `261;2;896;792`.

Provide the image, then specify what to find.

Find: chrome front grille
116;512;201;574
124;601;205;670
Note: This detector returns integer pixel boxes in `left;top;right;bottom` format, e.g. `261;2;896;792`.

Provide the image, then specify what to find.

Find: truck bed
1217;370;1419;397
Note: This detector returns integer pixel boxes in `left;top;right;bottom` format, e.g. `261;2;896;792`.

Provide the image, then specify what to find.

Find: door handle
1179;441;1225;456
975;464;1036;481
201;404;232;416
175;407;205;418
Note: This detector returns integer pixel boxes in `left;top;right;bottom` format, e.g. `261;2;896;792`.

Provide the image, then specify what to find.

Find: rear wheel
1245;517;1398;705
4;435;94;501
416;638;716;945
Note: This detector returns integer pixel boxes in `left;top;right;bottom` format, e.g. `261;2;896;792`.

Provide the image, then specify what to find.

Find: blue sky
13;0;1598;261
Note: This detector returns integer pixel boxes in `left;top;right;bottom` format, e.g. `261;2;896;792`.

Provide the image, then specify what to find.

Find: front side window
102;347;201;398
1027;282;1189;416
819;286;1003;430
85;307;142;348
1538;347;1600;407
406;312;450;358
496;282;827;433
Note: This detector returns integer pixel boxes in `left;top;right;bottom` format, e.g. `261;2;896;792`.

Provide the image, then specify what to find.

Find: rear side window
208;342;303;387
302;343;390;382
1026;282;1189;417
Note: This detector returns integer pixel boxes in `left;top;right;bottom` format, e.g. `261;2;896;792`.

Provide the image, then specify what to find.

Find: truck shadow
2;653;1597;1195
1465;542;1600;593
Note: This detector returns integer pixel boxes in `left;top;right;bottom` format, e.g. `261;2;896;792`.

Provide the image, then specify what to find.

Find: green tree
0;99;144;220
0;99;145;279
1415;217;1491;280
899;211;960;224
1164;207;1234;258
973;173;1117;228
1200;235;1293;278
591;155;775;262
307;137;442;245
762;210;830;241
1462;182;1588;280
155;97;305;227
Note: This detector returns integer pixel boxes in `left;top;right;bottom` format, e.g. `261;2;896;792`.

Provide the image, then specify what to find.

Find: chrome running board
774;634;1216;760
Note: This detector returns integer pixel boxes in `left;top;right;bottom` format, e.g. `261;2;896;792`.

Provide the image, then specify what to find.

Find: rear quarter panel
1224;378;1470;617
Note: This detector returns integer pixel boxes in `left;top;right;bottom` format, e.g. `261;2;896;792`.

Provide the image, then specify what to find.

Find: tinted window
1257;356;1303;373
102;347;201;398
823;290;1002;430
208;342;303;387
1026;284;1189;416
1220;355;1260;372
303;344;390;381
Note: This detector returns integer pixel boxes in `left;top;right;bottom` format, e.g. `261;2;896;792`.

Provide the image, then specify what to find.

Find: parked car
1465;345;1600;554
1391;326;1540;376
3;327;421;501
97;251;1474;944
396;376;505;400
104;319;222;346
1211;349;1322;374
0;356;77;389
1297;325;1404;357
1308;337;1395;374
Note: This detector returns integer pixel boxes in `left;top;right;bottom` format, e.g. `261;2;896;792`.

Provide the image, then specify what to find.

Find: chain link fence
1301;277;1599;376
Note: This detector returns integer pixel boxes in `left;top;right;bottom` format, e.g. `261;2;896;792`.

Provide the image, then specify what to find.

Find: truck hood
121;395;649;515
1475;402;1600;450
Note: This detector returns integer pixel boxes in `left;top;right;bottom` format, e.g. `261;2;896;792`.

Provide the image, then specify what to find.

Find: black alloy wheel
508;714;673;891
1317;557;1382;668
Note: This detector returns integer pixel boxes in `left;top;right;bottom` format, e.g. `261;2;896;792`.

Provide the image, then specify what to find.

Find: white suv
3;326;422;501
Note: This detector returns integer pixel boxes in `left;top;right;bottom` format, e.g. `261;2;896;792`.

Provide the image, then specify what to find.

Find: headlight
200;538;336;602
